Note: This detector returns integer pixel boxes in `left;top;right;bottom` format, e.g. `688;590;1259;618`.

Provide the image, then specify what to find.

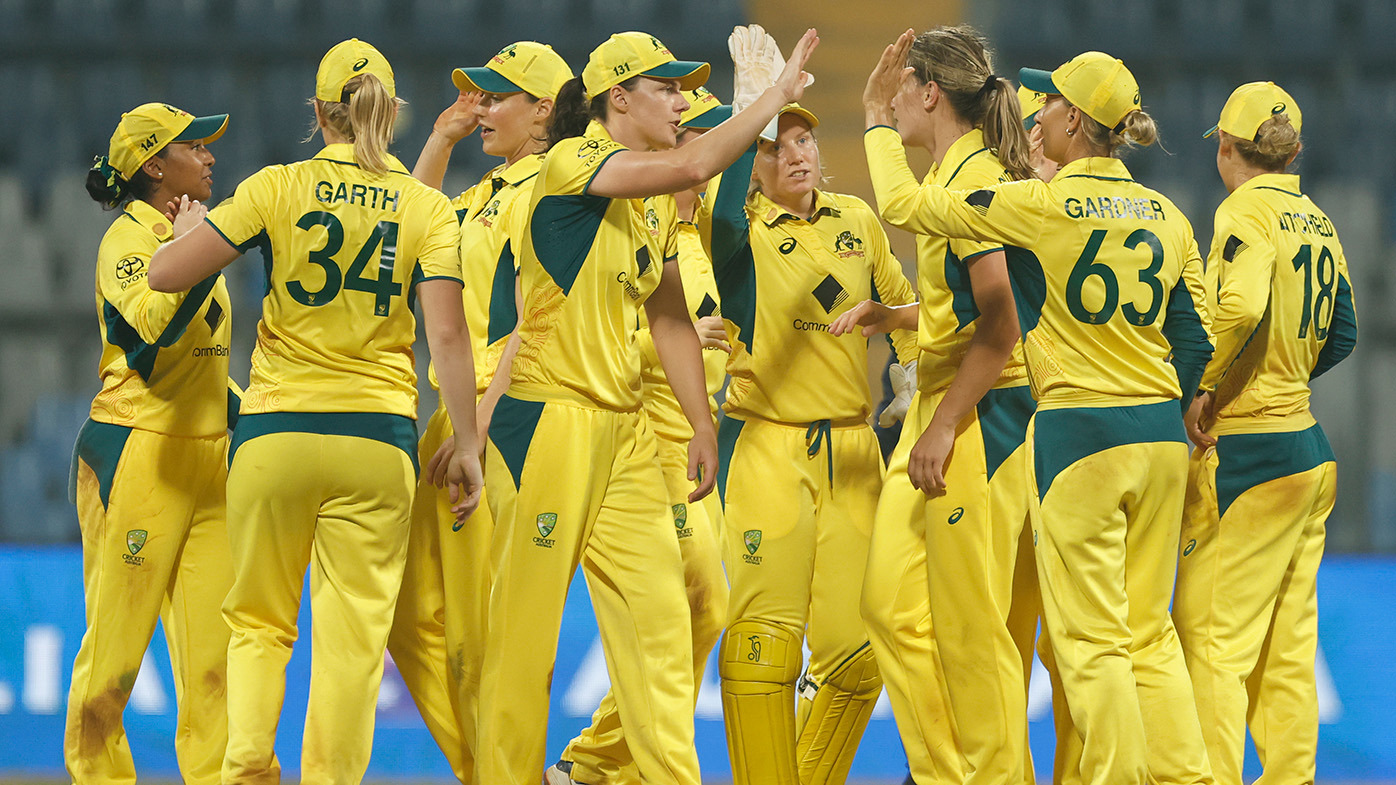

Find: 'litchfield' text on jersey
315;181;401;212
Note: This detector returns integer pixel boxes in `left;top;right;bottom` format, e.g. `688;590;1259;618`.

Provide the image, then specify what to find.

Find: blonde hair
905;26;1034;182
311;73;404;176
1079;108;1159;158
1231;114;1301;171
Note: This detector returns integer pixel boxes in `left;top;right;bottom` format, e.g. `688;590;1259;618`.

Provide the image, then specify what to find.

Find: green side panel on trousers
976;385;1036;482
73;419;133;509
1214;424;1335;518
1033;400;1186;500
716;415;746;507
488;394;546;490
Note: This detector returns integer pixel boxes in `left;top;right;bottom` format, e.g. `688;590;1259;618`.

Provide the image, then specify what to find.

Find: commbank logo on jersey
811;274;848;314
742;529;763;564
696;293;718;319
534;513;557;548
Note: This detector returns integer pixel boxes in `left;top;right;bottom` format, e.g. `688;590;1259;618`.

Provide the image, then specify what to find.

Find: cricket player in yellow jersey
837;27;1039;785
1173;83;1357;785
865;50;1218;785
66;103;233;785
148;39;484;785
475;28;818;785
711;33;916;785
547;87;734;785
383;42;572;782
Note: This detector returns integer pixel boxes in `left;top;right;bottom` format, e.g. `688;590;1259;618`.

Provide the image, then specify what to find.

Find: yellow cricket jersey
637;218;726;443
1201;173;1357;435
206;143;462;419
866;128;1028;394
866;126;1213;411
510;121;677;411
433;154;539;395
709;147;918;424
90;200;233;437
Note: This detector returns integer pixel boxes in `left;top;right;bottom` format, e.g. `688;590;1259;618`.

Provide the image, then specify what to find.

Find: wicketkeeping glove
878;360;917;428
728;24;773;113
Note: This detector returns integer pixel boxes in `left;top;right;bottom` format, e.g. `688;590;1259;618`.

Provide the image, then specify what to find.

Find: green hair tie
90;155;120;190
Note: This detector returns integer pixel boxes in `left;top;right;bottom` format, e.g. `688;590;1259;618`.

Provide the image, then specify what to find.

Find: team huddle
64;18;1356;785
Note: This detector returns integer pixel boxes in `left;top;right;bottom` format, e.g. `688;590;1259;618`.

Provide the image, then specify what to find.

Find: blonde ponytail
1233;114;1301;171
1081;108;1158;158
905;26;1034;182
312;73;404;177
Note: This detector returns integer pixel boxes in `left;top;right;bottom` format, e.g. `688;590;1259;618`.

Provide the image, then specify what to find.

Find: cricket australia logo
673;503;692;540
811;274;848;314
533;513;557;548
123;529;148;566
834;230;864;258
477;199;500;228
645;206;660;238
493;44;519;64
742;529;763;564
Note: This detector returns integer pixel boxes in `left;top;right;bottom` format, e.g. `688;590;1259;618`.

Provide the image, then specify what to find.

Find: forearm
413;132;458;192
430;329;480;455
651;313;716;438
477;330;520;426
927;324;1015;434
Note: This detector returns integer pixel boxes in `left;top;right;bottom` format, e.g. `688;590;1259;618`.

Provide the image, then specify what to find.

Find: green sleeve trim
419;275;464;285
580;148;625;196
204;217;240;250
1311;274;1356;380
230;412;419;476
960;247;1003;264
72;419;133;509
865;125;898;134
709;146;756;275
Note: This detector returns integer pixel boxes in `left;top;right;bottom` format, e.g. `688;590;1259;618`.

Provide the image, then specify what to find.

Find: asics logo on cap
352;57;369;71
1272;102;1286;113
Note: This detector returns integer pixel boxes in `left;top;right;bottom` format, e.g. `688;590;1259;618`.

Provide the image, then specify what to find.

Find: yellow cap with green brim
680;86;731;129
1204;81;1302;140
1018;85;1047;129
453;41;574;100
108;102;228;180
1020;51;1140;131
582;32;709;100
316;38;395;103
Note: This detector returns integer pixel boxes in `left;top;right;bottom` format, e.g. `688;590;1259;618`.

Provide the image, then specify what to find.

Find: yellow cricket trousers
718;416;883;785
1173;424;1335;785
388;401;496;783
862;385;1036;785
65;421;232;785
1029;401;1213;785
563;428;730;785
221;413;418;785
477;394;701;785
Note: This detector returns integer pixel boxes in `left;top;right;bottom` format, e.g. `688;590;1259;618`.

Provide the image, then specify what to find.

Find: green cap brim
174;114;228;144
1202;124;1220;139
1018;68;1060;96
452;67;524;95
642;60;710;91
683;105;732;130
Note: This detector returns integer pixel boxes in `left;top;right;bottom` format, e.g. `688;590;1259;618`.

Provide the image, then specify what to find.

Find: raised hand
166;194;208;238
864;29;915;125
433;91;484;144
775;28;819;104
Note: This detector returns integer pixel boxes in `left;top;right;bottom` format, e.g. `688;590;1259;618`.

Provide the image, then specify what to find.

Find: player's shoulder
97;210;155;262
947;149;1012;189
822;191;877;220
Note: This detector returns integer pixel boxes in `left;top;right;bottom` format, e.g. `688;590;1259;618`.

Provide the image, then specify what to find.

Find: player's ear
534;97;555;122
608;84;630;114
922;80;938;112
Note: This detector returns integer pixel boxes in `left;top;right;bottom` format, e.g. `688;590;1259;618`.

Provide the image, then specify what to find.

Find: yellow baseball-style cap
1018;85;1047;130
1204;81;1302;141
582;32;709;100
316;38;396;103
108;102;228;180
453;41;574;100
1020;51;1141;131
759;103;819;142
680;86;731;129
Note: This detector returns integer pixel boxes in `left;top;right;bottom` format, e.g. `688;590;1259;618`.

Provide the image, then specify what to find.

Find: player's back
1206;174;1356;431
1006;157;1210;410
207;143;461;418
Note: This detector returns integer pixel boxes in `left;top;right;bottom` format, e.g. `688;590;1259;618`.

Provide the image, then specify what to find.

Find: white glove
878;360;917;428
756;30;815;142
728;25;773;113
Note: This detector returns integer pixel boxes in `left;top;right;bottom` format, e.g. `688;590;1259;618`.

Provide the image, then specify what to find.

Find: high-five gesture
864;28;915;127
